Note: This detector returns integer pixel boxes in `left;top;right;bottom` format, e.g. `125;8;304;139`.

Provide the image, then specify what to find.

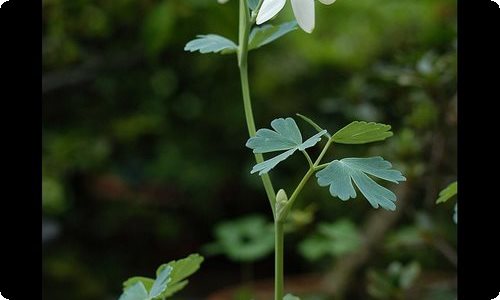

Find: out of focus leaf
332;121;393;144
283;294;301;300
203;215;274;262
249;21;298;51
436;181;457;204
248;0;259;10
184;34;238;54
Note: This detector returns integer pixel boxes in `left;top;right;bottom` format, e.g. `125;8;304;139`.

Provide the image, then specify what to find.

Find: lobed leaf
316;157;406;211
332;121;393;144
246;117;327;175
184;35;238;54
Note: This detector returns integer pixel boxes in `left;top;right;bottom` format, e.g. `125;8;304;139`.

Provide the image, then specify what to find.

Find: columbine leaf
149;266;172;298
332;121;393;144
436;181;457;204
119;282;149;300
123;277;155;291
120;254;204;300
246;117;327;175
316;157;406;211
153;253;204;298
205;215;275;262
184;34;238;54
249;21;298;50
283;294;301;300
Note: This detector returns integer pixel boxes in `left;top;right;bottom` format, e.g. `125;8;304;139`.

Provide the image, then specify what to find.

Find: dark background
2;0;498;299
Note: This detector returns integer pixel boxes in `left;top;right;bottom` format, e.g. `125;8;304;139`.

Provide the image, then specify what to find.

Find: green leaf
299;219;361;261
119;254;204;300
119;282;149;300
316;157;406;211
149;266;172;298
150;254;203;298
332;121;393;144
248;21;298;51
296;113;331;138
160;280;188;298
204;215;274;262
118;281;149;300
123;277;155;291
436;181;457;204
283;294;301;300
184;34;238;54
246;117;327;175
248;0;259;10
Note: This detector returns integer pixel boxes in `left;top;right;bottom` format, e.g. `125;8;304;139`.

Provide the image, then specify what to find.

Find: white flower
256;0;336;33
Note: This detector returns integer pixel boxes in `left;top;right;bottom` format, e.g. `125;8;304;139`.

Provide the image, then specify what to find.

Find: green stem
274;220;284;300
238;0;276;215
283;138;334;216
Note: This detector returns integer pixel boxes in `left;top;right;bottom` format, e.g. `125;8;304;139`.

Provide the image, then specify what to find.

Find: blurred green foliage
43;0;456;299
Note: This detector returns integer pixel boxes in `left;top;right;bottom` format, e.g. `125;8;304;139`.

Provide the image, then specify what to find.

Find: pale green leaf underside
283;294;301;300
184;34;237;54
436;181;457;204
149;266;172;298
246;117;327;175
316;157;406;211
119;282;149;300
120;266;172;300
332;121;393;144
249;21;298;51
157;253;204;292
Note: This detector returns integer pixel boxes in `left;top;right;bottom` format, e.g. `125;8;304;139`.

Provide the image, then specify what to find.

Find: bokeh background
42;0;457;299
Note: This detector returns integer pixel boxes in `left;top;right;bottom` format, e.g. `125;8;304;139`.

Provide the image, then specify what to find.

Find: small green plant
118;254;204;300
184;0;406;298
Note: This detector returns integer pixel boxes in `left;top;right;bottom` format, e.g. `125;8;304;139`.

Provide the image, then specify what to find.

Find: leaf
123;277;155;291
332;121;393;144
246;117;327;175
160;281;188;298
436;181;457;204
283;294;301;300
248;0;259;10
184;34;238;54
248;21;298;50
119;254;204;300
152;254;204;298
149;266;172;298
316;157;406;211
119;282;149;300
296;113;331;138
299;219;361;261
204;215;274;262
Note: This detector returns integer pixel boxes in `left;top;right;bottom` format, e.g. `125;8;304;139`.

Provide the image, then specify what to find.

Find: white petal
318;0;336;5
256;0;287;25
291;0;315;33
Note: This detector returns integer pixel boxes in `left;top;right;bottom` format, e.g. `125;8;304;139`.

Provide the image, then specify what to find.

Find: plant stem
274;220;285;300
238;0;276;216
